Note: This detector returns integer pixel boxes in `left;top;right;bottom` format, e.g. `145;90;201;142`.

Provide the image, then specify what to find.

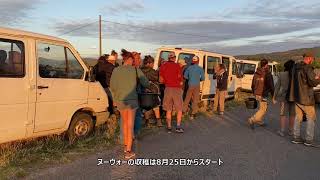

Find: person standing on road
160;52;184;133
288;54;320;146
183;56;205;119
273;60;295;137
131;51;144;138
110;50;149;159
248;59;275;129
213;64;228;115
141;55;163;127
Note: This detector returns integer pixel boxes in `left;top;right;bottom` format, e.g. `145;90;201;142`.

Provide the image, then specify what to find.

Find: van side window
38;43;84;79
178;53;194;66
207;56;220;75
0;38;24;77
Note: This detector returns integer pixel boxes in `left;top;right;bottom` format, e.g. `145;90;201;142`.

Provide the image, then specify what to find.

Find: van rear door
201;55;220;99
0;37;29;143
240;63;257;91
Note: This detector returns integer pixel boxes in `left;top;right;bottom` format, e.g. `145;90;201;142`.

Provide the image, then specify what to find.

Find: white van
235;59;279;93
0;27;109;144
154;47;242;102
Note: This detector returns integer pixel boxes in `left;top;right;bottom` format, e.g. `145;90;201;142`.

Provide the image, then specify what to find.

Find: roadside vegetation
0;115;119;179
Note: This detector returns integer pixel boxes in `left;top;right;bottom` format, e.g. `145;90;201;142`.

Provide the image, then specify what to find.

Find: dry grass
0;115;120;179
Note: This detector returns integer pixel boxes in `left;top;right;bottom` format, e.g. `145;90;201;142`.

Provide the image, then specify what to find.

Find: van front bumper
95;111;109;126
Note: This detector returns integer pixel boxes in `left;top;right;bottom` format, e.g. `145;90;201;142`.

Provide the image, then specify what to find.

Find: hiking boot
175;126;184;133
291;137;304;144
219;112;224;115
304;140;315;147
156;118;163;127
247;118;255;130
277;130;285;137
167;127;172;133
257;122;267;127
288;129;294;136
190;114;196;120
124;151;136;159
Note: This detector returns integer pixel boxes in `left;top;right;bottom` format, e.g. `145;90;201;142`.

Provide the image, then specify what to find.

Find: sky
1;0;320;57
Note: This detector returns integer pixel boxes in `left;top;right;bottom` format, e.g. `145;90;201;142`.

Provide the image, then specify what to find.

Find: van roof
0;26;67;43
158;47;235;58
236;59;279;65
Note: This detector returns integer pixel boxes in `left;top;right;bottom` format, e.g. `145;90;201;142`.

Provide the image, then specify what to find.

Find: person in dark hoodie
141;55;163;127
213;64;228;115
248;59;274;129
96;53;117;114
288;54;320;146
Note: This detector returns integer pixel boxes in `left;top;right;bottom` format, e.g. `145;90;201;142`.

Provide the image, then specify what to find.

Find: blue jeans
134;108;143;136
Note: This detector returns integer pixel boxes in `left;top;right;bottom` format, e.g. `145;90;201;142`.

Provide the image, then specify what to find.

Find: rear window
242;63;256;74
159;51;173;66
207;56;220;74
0;38;25;77
178;53;194;66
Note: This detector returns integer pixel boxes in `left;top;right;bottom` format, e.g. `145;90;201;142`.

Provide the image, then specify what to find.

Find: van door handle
38;86;49;89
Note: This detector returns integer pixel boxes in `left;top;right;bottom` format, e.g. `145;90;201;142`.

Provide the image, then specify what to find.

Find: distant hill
83;58;98;67
236;46;320;62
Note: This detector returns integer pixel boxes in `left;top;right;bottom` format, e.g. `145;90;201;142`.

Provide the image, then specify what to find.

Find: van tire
67;112;94;142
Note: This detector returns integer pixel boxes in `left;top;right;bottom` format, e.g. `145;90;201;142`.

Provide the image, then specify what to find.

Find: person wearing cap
178;58;188;99
183;56;205;119
96;53;117;114
159;52;184;133
288;53;320;146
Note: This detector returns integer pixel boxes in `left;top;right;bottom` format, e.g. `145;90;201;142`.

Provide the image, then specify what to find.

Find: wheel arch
67;107;97;130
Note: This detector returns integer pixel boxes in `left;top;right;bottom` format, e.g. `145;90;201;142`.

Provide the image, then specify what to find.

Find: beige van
154;47;242;102
236;59;279;92
0;27;109;144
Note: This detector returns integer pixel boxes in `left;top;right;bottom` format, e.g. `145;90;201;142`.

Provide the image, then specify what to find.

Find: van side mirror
87;66;96;82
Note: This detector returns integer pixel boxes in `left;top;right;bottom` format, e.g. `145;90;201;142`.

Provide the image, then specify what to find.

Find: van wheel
67;112;94;142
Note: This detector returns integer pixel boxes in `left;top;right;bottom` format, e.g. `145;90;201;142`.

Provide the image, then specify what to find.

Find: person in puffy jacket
140;55;163;127
248;59;274;129
288;54;320;146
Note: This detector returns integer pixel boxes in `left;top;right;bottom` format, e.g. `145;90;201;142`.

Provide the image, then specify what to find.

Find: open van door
0;37;29;143
201;55;220;99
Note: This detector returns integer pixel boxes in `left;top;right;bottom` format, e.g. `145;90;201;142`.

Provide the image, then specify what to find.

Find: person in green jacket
110;50;149;159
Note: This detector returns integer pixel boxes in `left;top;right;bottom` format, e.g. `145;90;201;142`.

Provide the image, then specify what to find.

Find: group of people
248;54;320;147
95;49;229;159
